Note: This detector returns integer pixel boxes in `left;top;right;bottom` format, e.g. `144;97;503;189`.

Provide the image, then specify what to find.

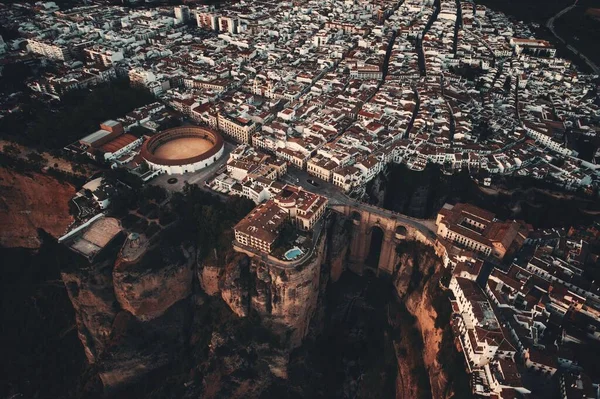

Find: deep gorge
1;209;468;399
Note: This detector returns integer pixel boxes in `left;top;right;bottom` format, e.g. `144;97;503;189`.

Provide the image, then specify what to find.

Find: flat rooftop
80;129;111;146
65;216;122;259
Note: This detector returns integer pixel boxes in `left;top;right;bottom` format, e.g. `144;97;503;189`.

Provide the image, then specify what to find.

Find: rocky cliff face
199;264;221;296
252;234;326;347
367;172;387;207
61;235;195;392
60;211;357;395
186;227;335;397
196;327;290;398
62;257;119;364
218;232;327;348
220;252;251;317
97;301;189;391
113;243;194;321
391;243;451;399
328;213;351;282
203;216;344;350
0;168;75;248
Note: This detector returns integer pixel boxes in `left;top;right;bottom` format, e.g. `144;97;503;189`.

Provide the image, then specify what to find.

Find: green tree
273;220;296;250
141;185;168;203
3;143;20;157
109;188;137;218
129;125;153;137
167;182;254;262
0;80;155;149
27;152;47;168
105;167;143;190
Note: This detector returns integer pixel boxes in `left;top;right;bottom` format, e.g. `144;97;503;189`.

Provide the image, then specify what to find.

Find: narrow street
452;0;462;55
416;0;441;76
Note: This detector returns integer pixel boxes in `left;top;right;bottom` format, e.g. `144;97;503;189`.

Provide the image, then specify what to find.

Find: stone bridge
329;202;438;275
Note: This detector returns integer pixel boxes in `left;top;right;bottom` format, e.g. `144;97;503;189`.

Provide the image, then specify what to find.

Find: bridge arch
366;225;385;268
368;219;386;234
395;225;408;237
330;203;436;276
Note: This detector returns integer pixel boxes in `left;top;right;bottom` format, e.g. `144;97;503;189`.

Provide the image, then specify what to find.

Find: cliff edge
0;168;75;248
113;234;194;321
61;232;194;391
392;241;452;399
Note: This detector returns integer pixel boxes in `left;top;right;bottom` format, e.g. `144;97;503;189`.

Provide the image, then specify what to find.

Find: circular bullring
140;126;224;175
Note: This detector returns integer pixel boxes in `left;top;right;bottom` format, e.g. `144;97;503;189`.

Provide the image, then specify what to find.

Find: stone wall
331;204;436;275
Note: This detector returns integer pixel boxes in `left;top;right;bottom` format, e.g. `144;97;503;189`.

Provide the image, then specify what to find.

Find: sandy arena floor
153;137;213;160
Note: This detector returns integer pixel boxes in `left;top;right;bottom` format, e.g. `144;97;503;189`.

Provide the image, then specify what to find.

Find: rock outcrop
113;236;194;321
221;252;251;317
61;233;195;391
392;242;450;399
60;207;357;395
199;264;222;296
62;257;119;363
217;214;357;351
258;234;326;347
327;213;351;282
367;172;387;207
97;301;189;391
222;227;328;348
196;328;287;399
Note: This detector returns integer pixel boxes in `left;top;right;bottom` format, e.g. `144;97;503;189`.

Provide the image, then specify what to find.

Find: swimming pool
284;247;303;261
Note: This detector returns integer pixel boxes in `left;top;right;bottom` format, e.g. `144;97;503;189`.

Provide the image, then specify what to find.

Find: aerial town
1;0;600;398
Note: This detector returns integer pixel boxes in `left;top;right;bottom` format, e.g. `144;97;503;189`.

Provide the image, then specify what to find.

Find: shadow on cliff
392;241;471;399
0;230;91;399
282;271;399;398
1;190;470;399
376;163;600;228
281;240;471;399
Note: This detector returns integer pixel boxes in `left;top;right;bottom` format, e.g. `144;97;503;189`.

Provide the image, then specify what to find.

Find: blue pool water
284;247;303;260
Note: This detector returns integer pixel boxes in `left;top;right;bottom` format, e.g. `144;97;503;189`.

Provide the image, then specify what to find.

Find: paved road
150;146;438;243
284;167;350;204
546;0;600;75
283;167;437;239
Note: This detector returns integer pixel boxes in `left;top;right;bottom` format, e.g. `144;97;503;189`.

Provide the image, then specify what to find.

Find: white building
175;5;190;24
